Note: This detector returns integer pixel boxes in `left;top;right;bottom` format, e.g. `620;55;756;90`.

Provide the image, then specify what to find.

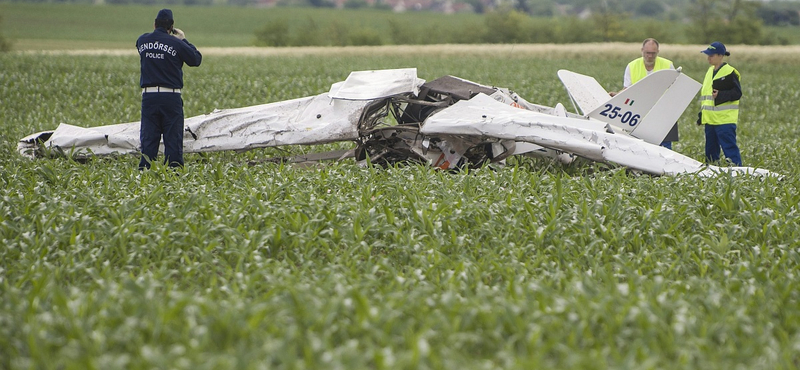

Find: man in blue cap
136;8;202;169
697;41;742;166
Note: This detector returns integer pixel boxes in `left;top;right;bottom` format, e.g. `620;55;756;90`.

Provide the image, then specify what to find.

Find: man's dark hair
155;19;174;30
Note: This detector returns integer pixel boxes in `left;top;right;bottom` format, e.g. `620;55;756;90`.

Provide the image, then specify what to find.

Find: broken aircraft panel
17;68;776;177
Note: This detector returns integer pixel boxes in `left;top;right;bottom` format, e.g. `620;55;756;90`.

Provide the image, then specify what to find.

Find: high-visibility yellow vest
700;64;741;125
628;56;673;84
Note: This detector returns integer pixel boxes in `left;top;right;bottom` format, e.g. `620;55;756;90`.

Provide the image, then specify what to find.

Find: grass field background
3;2;800;50
2;4;800;369
1;3;487;49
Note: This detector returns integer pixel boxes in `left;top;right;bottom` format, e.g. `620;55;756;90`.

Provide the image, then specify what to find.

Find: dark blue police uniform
136;9;202;169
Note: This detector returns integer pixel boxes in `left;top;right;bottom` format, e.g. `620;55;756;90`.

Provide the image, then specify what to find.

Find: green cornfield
1;11;800;370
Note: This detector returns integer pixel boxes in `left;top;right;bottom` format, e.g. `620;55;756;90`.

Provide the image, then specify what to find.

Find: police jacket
137;27;202;89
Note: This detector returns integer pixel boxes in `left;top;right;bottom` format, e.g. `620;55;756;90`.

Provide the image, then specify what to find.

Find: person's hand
712;89;718;99
610;87;626;97
172;28;185;40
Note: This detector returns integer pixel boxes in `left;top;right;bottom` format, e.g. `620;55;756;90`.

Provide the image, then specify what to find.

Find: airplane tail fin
557;69;610;116
558;69;701;145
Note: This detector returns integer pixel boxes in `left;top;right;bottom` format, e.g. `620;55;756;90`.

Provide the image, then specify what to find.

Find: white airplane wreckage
18;68;776;177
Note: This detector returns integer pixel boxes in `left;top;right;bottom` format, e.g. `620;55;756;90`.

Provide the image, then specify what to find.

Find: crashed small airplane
18;68;775;177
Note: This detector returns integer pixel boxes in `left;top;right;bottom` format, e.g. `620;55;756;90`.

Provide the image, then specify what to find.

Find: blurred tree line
1;0;796;49
9;0;800;26
253;0;795;46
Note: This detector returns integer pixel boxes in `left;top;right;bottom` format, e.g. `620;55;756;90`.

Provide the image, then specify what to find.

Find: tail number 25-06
599;104;640;127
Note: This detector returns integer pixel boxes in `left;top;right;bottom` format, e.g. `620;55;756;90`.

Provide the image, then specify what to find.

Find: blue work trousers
139;93;184;169
704;123;741;166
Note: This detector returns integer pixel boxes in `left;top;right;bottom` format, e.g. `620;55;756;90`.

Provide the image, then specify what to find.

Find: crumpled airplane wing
329;68;423;100
18;68;426;159
421;93;775;177
18;94;369;158
183;94;367;152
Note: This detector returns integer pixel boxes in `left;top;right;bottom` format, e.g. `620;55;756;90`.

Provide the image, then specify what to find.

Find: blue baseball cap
701;41;730;56
156;9;173;21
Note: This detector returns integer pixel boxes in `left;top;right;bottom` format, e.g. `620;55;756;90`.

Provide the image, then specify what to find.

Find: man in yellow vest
697;41;742;166
611;38;677;149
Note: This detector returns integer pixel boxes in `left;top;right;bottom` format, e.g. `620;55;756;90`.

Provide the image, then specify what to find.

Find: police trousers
139;93;184;169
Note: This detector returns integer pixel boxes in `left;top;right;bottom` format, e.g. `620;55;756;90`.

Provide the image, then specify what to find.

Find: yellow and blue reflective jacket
700;63;741;125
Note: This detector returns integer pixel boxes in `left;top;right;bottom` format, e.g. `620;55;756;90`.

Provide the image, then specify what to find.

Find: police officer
611;38;677;149
137;9;202;169
697;41;742;166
